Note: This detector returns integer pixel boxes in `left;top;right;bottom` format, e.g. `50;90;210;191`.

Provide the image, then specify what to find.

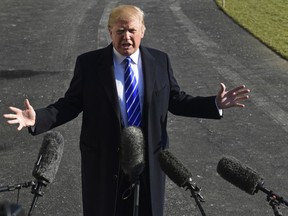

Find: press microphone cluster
217;156;288;206
28;131;64;216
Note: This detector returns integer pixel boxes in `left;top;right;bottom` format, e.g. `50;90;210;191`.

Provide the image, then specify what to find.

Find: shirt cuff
29;125;36;133
215;99;223;116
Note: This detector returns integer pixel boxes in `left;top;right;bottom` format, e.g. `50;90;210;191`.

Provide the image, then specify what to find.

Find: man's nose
123;30;131;39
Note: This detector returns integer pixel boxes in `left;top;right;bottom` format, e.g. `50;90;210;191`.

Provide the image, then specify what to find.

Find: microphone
28;131;64;216
32;131;64;184
120;126;145;183
120;126;145;216
158;150;192;188
158;150;207;216
217;155;264;195
217;156;288;206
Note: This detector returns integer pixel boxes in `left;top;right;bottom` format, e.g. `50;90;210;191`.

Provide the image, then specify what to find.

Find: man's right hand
3;99;36;131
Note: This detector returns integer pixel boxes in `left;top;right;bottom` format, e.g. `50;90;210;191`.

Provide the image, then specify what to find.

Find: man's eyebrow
116;27;138;31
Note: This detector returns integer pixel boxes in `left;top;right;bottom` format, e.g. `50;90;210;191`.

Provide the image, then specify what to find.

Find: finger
3;114;18;119
7;119;20;124
17;125;23;131
224;103;245;109
234;103;245;108
229;85;247;93
234;89;251;96
9;106;22;113
235;95;250;102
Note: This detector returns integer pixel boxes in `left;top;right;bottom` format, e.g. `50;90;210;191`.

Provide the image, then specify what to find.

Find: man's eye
116;29;137;34
117;30;125;34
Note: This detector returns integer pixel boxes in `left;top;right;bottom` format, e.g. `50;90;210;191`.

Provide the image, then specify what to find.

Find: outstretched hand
216;83;250;109
3;99;36;131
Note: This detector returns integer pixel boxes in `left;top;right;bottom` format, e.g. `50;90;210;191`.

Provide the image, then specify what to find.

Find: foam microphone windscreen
217;156;264;195
120;126;145;182
32;131;64;184
158;150;192;187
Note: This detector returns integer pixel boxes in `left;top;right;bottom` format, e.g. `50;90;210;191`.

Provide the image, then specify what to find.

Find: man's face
109;19;144;56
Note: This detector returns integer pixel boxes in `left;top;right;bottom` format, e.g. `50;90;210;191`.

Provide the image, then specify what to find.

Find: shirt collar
113;48;140;65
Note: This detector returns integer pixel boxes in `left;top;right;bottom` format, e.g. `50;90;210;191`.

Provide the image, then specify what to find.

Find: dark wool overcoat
30;44;221;216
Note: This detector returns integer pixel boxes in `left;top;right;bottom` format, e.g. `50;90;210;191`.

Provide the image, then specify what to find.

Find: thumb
24;99;32;109
218;83;226;96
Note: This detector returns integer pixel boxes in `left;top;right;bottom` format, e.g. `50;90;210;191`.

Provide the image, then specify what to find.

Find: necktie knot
124;57;132;70
125;57;132;64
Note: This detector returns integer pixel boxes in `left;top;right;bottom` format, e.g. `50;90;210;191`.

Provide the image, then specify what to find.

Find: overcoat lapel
97;44;121;123
140;46;156;120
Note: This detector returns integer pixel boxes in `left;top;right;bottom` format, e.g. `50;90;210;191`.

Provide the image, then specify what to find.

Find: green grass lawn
215;0;288;60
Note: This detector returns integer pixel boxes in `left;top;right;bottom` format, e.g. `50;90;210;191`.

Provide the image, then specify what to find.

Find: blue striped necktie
124;57;142;127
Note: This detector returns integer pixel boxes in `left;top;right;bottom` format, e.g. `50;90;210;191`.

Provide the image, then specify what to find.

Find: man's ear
141;29;145;38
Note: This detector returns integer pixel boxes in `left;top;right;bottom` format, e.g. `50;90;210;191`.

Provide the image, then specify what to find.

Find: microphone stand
0;181;35;204
130;163;145;216
184;178;207;216
0;181;35;193
133;180;140;216
121;176;141;216
257;186;288;216
28;179;47;216
268;198;283;216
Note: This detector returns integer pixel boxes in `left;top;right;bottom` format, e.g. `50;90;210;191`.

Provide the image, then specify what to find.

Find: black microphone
120;126;145;183
217;156;288;206
32;131;64;184
158;150;192;188
158;150;207;216
120;126;145;216
217;155;264;195
28;131;64;216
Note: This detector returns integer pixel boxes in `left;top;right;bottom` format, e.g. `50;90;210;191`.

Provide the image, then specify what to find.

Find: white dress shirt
113;48;144;126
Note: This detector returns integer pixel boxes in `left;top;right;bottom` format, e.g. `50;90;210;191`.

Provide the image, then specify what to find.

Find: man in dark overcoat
3;5;250;216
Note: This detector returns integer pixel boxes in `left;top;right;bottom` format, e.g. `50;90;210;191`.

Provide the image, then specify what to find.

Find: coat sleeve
166;54;222;120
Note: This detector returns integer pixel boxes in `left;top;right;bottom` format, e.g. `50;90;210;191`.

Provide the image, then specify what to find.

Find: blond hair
108;5;146;32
